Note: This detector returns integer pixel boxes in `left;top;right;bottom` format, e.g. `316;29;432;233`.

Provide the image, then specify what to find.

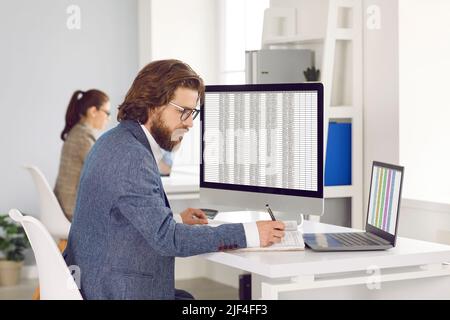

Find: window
163;0;269;168
219;0;270;84
399;0;450;204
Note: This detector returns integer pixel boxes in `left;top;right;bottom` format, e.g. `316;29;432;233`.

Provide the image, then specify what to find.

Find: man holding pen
63;59;285;300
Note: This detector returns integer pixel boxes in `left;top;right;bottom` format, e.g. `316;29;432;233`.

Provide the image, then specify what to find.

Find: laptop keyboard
327;233;387;247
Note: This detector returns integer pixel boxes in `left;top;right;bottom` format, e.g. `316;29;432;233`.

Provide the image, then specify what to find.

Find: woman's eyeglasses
168;102;200;121
99;109;111;117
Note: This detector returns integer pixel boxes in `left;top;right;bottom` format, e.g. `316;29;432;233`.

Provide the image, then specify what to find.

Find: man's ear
148;106;164;118
147;107;157;117
144;107;158;128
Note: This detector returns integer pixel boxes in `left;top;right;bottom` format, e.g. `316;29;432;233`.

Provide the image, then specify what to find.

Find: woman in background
54;89;110;221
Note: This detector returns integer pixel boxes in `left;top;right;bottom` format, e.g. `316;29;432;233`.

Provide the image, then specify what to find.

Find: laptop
303;161;404;251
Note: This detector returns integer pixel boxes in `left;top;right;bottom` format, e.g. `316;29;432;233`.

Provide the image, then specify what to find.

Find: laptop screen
367;163;403;235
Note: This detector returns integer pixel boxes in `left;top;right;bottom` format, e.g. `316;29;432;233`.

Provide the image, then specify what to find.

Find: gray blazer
63;120;247;300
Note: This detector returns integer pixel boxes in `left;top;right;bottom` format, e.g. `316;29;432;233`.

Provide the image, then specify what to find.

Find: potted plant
0;215;30;286
303;66;321;82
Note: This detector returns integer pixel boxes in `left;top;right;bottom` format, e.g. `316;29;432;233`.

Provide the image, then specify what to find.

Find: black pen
265;204;276;221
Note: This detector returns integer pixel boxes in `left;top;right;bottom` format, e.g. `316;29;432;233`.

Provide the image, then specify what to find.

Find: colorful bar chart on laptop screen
368;166;402;234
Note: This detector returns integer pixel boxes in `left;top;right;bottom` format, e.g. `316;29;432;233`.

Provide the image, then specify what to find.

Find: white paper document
207;219;305;251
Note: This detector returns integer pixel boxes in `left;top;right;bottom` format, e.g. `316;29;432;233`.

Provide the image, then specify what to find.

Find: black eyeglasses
168;102;200;121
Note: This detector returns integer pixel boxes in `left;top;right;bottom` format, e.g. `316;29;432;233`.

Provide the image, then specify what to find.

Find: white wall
150;0;219;84
138;0;152;69
149;0;219;167
0;0;139;215
399;200;450;245
363;0;400;215
270;0;328;38
363;0;450;207
399;0;450;205
361;0;450;244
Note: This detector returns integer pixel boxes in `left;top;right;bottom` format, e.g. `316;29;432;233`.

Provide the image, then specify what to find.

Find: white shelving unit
262;0;364;229
262;36;324;46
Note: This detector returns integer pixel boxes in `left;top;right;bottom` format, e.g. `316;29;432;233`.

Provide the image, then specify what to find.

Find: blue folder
325;122;352;186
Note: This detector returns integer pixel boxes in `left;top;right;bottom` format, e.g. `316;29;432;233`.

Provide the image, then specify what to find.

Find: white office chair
23;165;71;240
8;209;82;300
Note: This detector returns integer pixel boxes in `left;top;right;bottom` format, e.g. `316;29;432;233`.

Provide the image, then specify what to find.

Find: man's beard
150;112;188;152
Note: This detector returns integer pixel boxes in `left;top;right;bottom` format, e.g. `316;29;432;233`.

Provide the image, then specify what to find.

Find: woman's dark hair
117;59;204;124
60;89;109;141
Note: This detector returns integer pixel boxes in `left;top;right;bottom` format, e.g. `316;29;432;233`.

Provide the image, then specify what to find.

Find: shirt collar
140;125;163;163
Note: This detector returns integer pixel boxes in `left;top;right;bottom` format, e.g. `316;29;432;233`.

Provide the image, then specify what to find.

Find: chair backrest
23;165;71;239
8;209;82;300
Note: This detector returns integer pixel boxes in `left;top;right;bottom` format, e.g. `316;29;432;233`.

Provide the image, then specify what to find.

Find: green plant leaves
0;215;30;262
303;66;321;82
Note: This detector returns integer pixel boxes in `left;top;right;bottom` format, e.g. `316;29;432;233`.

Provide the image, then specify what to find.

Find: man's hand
180;208;208;225
256;221;285;247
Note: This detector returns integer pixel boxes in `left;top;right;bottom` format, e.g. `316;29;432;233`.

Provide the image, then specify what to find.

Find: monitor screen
367;163;404;235
200;83;323;200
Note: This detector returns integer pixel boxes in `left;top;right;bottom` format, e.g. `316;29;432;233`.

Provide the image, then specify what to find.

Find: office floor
0;278;238;300
0;279;38;300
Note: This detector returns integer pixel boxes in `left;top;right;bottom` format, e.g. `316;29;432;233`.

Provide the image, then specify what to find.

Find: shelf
327;105;364;120
262;29;352;46
335;28;354;41
262;35;324;46
339;0;358;8
324;185;354;198
328;106;354;119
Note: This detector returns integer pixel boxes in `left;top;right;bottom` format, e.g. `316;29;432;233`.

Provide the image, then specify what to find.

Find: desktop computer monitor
200;83;324;217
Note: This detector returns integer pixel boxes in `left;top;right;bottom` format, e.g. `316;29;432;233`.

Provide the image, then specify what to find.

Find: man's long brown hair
117;59;205;124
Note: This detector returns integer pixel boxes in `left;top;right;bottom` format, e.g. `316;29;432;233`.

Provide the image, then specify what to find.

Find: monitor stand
214;210;304;227
304;215;321;223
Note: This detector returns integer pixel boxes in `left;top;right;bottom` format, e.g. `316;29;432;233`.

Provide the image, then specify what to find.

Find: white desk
202;211;450;299
161;166;199;201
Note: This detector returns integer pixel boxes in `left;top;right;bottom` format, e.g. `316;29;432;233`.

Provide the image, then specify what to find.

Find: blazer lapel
119;120;171;209
163;192;171;209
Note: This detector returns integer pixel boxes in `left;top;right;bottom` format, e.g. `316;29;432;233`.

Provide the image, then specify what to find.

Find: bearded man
63;59;285;300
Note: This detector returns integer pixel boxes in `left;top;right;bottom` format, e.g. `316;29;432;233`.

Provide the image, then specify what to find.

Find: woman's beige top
54;123;96;221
